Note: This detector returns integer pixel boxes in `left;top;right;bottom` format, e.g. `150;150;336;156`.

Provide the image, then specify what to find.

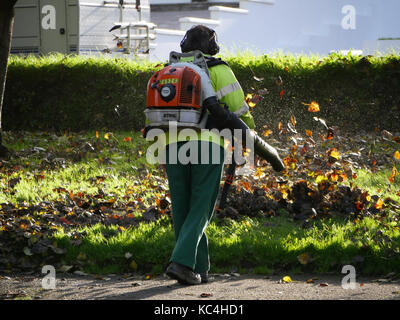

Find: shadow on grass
53;216;400;277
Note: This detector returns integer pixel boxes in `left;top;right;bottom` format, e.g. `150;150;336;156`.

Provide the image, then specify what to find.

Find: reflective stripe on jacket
208;63;255;129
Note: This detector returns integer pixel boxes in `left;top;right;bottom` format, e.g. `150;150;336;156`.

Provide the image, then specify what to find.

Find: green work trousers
165;140;225;273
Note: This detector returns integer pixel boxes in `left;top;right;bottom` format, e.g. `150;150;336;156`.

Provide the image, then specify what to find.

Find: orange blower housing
146;65;202;109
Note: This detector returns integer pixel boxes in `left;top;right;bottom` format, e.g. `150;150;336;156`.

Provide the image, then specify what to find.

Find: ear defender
180;25;220;56
207;29;220;55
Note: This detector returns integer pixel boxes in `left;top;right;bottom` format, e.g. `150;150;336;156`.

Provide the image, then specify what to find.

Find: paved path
1;273;400;300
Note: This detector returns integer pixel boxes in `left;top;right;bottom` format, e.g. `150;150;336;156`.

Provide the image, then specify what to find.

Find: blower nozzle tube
203;96;285;172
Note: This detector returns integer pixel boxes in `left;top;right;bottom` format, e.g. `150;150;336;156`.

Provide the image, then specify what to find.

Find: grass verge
0;130;399;276
51;213;400;276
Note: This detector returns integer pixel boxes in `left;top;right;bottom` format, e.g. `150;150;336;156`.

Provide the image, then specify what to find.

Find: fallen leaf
290;115;296;127
124;252;133;259
303;101;320;112
200;293;213;298
129;260;138;271
329;149;341;160
394;151;400;160
23;247;33;256
59;265;73;273
263;129;273;137
282;275;292;283
77;252;87;261
297;253;311;265
375;198;384;209
326;128;334;140
388;166;397;183
319;282;329;287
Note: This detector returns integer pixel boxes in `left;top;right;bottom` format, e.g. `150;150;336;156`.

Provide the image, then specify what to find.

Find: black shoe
200;272;209;283
166;262;201;285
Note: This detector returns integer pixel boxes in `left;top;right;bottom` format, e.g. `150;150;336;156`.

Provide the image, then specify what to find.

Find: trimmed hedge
3;53;400;133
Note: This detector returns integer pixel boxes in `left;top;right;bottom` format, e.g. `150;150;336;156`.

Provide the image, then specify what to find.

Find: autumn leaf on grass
290;115;296;127
305;129;313;137
394;151;400;160
297;253;312;265
388;166;398;184
276;76;283;86
255;167;266;178
326;127;335;140
245;93;262;108
123;136;132;143
300;143;309;156
279;89;284;100
263;127;273;137
240;181;251;191
327;148;341;161
375;198;384;210
303;101;320;112
356;201;364;211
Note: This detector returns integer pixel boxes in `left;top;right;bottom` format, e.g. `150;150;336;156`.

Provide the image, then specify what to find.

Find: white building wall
210;0;400;56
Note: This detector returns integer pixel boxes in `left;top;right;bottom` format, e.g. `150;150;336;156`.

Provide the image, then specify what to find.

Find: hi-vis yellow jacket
208;60;255;130
153;56;255;147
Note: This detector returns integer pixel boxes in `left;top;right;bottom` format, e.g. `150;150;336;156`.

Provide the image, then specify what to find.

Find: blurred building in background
11;0;400;61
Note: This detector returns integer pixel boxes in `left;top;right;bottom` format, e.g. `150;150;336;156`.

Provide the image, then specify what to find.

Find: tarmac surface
1;272;400;300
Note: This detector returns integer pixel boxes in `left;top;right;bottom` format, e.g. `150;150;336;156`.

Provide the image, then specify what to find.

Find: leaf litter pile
0;131;170;272
0;105;399;273
218;106;400;224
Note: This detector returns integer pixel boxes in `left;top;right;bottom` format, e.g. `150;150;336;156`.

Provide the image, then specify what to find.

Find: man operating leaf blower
144;25;284;285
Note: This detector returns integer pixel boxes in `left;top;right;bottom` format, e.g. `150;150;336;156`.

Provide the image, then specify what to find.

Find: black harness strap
206;57;229;68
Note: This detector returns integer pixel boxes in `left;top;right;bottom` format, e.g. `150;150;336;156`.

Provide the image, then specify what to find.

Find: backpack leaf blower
144;51;285;172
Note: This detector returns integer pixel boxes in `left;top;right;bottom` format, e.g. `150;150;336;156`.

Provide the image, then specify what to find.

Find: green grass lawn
51;212;400;276
0;130;399;276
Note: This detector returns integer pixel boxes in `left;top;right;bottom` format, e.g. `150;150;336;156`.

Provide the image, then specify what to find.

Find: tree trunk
0;0;17;157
